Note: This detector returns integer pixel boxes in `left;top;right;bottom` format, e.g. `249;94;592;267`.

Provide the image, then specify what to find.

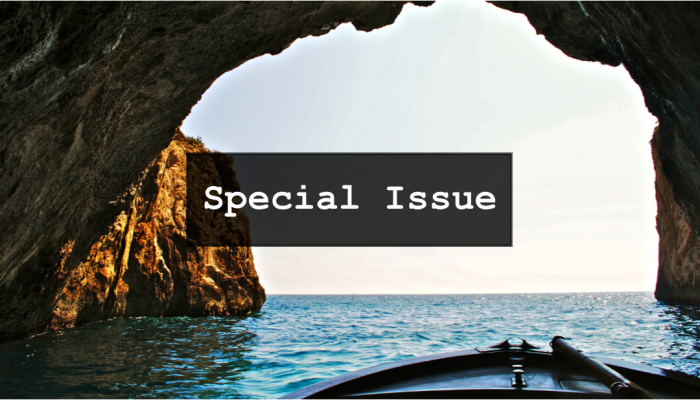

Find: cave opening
181;0;658;295
7;2;700;397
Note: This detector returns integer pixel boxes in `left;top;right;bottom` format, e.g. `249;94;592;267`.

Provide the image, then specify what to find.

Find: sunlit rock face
49;133;265;331
3;1;700;342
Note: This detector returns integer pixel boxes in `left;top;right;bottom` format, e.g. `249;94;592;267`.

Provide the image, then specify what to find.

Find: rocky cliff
51;132;265;329
12;131;266;337
653;132;700;304
2;1;700;341
2;132;265;340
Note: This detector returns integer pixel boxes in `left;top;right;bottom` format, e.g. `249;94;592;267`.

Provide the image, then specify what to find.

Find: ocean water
1;292;699;398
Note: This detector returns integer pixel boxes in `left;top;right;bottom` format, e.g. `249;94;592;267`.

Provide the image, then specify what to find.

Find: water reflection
1;293;700;399
0;316;259;398
658;303;700;377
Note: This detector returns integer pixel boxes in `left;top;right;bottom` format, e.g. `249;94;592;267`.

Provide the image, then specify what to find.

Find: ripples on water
1;292;699;398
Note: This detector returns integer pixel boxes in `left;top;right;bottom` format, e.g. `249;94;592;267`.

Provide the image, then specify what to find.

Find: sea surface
1;292;699;398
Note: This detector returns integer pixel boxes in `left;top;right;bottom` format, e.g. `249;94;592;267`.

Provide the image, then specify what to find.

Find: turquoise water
1;292;699;398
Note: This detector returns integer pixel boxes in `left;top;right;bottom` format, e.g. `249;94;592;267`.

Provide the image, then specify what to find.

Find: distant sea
1;293;699;398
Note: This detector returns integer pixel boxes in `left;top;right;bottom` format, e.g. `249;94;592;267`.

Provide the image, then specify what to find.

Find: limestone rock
38;133;265;334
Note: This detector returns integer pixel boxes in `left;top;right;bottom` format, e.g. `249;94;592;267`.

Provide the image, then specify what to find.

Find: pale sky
182;0;659;294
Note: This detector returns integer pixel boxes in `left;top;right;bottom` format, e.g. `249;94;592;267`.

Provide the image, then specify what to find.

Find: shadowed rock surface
652;133;700;305
2;1;700;341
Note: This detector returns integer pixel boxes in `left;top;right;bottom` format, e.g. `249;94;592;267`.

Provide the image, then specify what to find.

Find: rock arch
0;1;698;341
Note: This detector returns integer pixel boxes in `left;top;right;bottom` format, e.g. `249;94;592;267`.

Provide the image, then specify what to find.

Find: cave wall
2;1;700;341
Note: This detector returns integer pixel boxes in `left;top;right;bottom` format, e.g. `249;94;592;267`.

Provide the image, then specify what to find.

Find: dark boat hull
282;344;700;398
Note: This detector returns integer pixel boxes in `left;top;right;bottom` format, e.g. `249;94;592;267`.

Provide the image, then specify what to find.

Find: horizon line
265;290;654;296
